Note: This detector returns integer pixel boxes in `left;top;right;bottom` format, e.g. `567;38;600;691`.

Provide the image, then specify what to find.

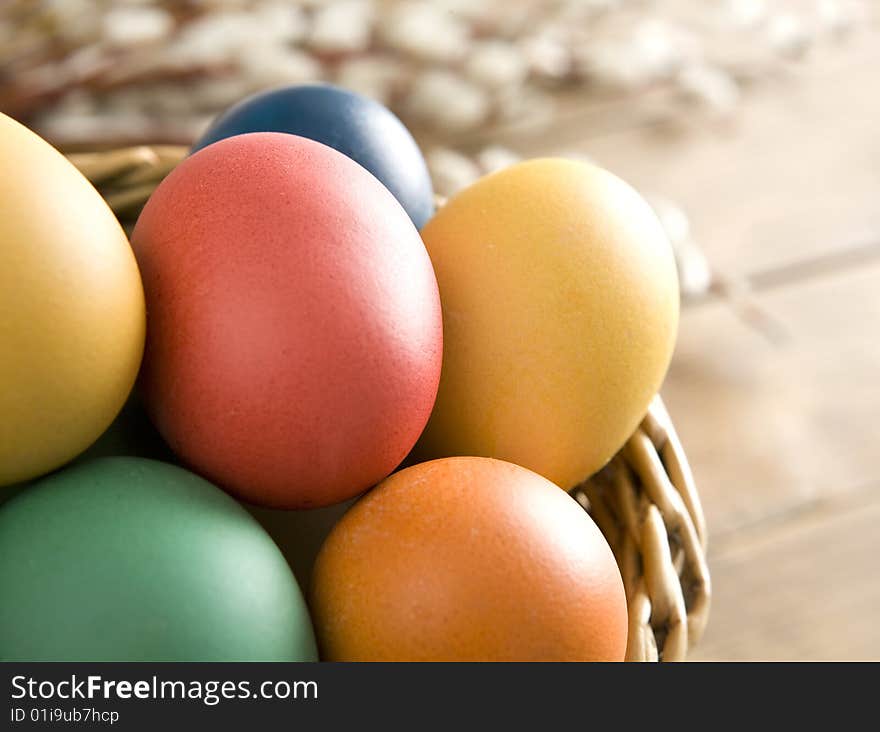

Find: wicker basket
68;145;711;662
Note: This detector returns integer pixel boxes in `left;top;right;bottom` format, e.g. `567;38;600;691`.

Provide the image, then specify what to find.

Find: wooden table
464;30;880;660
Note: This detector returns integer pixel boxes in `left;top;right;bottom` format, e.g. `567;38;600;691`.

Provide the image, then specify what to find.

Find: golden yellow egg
0;113;145;487
415;159;679;489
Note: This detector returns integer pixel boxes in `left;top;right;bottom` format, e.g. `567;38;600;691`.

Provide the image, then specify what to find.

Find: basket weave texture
69;145;711;662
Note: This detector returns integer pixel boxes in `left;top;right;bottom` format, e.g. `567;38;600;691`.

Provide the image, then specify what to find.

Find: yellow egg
0;113;145;487
415;158;679;489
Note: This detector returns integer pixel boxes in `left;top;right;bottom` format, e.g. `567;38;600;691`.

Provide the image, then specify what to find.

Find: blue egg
192;84;435;229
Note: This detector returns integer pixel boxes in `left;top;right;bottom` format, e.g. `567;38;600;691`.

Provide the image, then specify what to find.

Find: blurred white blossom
382;1;470;62
427;147;481;197
467;42;530;91
308;0;373;53
678;64;741;116
647;195;712;298
102;6;173;45
1;0;870;145
406;71;490;130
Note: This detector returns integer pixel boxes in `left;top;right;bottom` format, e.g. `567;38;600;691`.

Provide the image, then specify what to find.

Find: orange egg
311;457;627;661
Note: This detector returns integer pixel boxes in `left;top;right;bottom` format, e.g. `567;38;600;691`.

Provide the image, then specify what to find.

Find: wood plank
661;259;880;537
691;486;880;660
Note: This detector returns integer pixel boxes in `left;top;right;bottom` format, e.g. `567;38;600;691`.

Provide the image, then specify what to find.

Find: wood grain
662;259;880;539
691;486;880;661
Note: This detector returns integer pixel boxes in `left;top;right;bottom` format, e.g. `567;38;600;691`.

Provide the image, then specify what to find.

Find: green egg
0;457;317;661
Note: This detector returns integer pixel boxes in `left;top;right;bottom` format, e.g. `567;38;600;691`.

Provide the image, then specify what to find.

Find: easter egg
0;458;317;662
0;113;145;488
414;159;679;489
131;133;442;509
311;456;628;661
193;83;435;228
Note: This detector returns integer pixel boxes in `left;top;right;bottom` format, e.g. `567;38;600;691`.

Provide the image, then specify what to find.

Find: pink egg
131;133;443;508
